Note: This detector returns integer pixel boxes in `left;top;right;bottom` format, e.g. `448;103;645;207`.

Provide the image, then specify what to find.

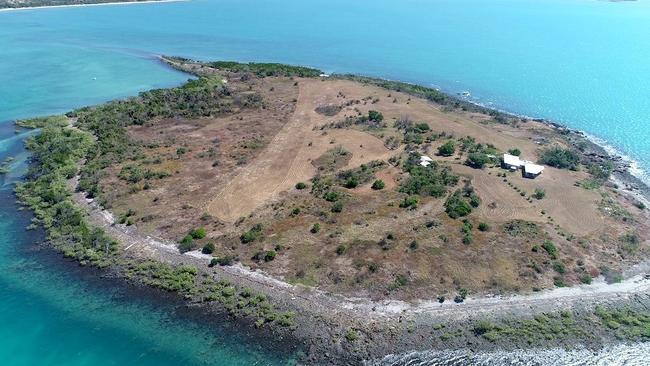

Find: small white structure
420;155;433;167
502;154;522;171
524;163;544;179
502;153;545;178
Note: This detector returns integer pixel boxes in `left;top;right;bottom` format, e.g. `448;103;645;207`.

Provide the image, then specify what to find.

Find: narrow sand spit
0;0;186;12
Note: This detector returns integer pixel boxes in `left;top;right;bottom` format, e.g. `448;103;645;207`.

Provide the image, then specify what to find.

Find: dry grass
99;71;649;301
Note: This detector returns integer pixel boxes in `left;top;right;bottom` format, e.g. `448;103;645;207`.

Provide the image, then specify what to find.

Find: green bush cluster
208;61;322;77
399;196;419;209
400;153;459;198
444;184;480;219
202;242;215;254
539;147;580;170
240;223;264;243
465;152;491;169
437;140;456;156
594;306;650;340
394;117;439;145
542;240;558;259
507;148;521;156
190;227;207;239
461;220;473;244
126;260;198;292
14;123;116;267
336;160;386;189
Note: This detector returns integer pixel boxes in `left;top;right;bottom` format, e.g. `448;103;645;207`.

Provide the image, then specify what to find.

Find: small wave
582;132;648;185
368;343;650;366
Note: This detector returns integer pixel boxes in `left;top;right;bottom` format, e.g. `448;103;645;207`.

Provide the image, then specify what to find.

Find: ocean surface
1;0;649;365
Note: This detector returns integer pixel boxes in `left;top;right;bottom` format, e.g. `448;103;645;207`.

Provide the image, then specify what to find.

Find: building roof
420;155;433;162
524;163;544;175
502;154;522;167
420;160;432;167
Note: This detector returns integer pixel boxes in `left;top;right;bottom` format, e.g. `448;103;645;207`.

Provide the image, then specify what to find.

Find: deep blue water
1;0;650;364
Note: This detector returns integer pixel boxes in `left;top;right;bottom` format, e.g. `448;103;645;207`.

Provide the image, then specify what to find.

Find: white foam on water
369;343;650;366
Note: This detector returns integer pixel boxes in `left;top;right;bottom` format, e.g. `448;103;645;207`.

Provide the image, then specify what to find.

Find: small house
523;163;544;178
502;154;522;171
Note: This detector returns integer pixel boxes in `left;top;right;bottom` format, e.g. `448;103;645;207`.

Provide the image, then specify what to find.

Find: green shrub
345;329;359;341
264;250;276;262
399;154;459;197
553;277;568;287
214;255;236;266
336;245;347;255
310;223;321;233
473;320;496;335
580;274;593;284
371;179;385;190
190;227;207;239
437;140;456;156
336;160;386;189
202;242;215;254
367;110;384;123
533;188;546;200
478;222;490;232
539;147;580;170
465;152;490;169
368;262;379;272
344;176;359;188
295;182;307;190
331;201;343;213
508;148;521;156
399;196;419;209
240;223;263;243
503;220;540;237
324;191;340;202
542;240;558;259
444;190;472;218
552;261;566;274
179;235;194;253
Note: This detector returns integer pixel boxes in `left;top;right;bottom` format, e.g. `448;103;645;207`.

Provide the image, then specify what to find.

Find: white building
524;163;544;178
502;154;522;171
502;153;545;178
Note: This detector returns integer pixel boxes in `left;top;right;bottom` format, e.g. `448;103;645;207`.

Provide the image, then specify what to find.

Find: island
0;0;170;10
16;56;650;364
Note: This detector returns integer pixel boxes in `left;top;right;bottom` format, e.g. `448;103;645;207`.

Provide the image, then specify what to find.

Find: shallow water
1;0;650;364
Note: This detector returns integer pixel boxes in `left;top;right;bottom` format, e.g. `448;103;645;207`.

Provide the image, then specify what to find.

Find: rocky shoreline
65;165;650;365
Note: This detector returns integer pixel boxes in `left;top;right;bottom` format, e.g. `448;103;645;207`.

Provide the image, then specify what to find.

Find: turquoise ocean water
1;0;650;364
